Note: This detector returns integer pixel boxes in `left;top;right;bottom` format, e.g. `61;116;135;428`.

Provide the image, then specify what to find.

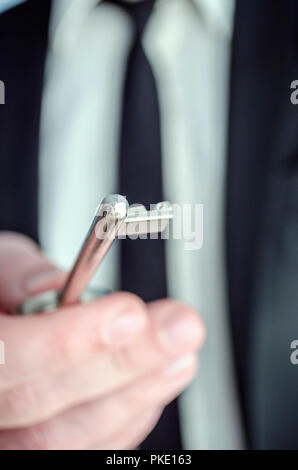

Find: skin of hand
0;232;206;450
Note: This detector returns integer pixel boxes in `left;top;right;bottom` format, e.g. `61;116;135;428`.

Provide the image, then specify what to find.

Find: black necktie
102;0;182;450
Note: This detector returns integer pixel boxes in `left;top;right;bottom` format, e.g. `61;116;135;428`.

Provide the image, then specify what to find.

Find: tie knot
103;0;155;37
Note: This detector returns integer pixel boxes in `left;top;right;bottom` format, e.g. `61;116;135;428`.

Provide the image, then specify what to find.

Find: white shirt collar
50;0;235;53
193;0;235;37
50;0;100;52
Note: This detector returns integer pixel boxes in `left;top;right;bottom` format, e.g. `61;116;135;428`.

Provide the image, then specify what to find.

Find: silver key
17;195;173;314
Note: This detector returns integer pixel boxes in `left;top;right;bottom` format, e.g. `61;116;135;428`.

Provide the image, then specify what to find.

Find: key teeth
117;200;173;238
154;201;172;210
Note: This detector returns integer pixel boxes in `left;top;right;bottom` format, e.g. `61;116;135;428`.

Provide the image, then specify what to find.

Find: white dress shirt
39;0;244;449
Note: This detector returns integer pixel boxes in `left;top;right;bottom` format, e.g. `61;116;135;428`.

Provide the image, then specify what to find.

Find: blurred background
0;0;24;13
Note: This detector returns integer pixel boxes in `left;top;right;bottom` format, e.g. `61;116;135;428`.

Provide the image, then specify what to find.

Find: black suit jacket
1;0;298;449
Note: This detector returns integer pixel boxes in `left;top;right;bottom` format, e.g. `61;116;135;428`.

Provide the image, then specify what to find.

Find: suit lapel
0;0;51;242
227;0;298;447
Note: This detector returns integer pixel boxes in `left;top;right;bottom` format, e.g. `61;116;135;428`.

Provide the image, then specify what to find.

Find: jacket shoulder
0;0;52;42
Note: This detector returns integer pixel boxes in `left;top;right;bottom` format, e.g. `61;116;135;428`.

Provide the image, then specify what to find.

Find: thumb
0;232;66;312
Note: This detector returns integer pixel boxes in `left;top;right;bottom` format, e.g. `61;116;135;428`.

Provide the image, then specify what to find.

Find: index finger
0;292;147;392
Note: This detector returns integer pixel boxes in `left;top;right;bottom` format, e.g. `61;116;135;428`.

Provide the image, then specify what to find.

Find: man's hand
0;233;205;450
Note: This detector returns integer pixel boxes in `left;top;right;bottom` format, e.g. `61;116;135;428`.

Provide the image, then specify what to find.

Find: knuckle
47;307;103;367
48;325;78;369
110;345;137;373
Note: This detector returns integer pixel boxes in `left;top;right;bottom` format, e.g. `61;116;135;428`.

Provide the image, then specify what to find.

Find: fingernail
25;269;62;293
164;354;197;376
105;307;146;345
160;308;201;351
